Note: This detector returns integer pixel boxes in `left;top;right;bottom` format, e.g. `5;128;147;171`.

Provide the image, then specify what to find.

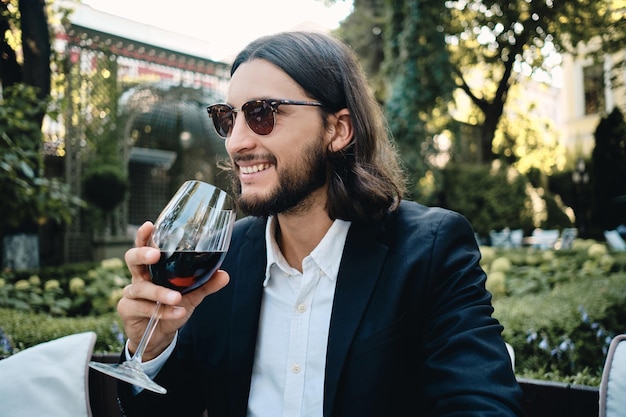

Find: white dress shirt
247;217;350;417
129;216;351;417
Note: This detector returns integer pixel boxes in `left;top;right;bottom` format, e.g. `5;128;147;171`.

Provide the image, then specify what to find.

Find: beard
230;137;328;217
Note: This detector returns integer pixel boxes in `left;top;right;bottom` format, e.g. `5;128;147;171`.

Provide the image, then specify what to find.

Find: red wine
149;251;226;294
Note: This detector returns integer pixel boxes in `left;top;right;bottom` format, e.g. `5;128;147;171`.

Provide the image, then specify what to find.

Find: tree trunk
1;0;52;270
19;0;51;122
480;105;502;163
0;3;22;88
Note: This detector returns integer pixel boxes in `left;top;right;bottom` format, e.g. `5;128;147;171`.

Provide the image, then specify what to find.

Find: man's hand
118;221;230;361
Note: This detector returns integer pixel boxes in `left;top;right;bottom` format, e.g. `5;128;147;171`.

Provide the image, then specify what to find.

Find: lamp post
572;158;589;238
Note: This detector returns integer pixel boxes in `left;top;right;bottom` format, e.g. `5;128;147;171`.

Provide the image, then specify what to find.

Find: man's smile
239;163;272;174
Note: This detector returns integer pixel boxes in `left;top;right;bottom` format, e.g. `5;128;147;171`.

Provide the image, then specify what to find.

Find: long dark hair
231;31;406;221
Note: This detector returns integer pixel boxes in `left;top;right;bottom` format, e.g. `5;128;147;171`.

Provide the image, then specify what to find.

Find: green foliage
337;0;626;169
542;192;574;230
382;0;456;201
0;308;125;355
0;258;130;317
493;94;565;175
334;0;387;98
484;243;626;385
82;164;129;212
591;107;626;229
442;162;533;235
442;162;573;235
0;84;84;233
0;258;130;355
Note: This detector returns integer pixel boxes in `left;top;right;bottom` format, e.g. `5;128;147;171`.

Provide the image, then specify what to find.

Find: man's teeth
240;163;271;174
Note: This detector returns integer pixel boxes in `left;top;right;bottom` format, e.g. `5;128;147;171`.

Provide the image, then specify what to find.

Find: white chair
509;229;523;248
530;229;560;249
599;334;626;417
559;228;578;250
489;228;523;248
490;229;511;248
604;230;626;251
0;332;96;417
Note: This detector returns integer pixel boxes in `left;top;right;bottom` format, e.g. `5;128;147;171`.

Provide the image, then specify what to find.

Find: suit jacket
118;200;524;416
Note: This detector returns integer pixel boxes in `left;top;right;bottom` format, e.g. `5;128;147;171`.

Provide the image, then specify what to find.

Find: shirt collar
264;216;351;286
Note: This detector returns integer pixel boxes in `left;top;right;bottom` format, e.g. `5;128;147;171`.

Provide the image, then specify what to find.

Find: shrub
0;258;130;317
0;307;124;355
443;162;574;236
486;242;626;386
442;163;533;235
81;164;129;212
0;258;130;356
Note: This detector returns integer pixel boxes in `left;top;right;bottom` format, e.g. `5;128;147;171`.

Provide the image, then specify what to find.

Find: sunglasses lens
209;105;233;138
243;100;275;135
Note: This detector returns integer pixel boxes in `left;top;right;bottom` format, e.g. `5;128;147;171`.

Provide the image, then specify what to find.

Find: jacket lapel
323;220;389;417
227;218;267;417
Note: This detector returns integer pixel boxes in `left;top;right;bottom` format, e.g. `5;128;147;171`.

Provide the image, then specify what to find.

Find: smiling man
117;31;524;417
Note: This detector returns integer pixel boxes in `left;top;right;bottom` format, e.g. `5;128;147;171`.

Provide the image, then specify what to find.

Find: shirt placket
282;259;322;417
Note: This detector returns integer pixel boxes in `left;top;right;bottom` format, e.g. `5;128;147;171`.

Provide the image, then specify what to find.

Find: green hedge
442;163;573;236
0;308;124;354
484;242;626;386
2;245;625;387
0;258;130;317
0;258;130;355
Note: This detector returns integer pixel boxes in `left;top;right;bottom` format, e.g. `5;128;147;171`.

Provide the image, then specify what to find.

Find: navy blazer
118;200;524;416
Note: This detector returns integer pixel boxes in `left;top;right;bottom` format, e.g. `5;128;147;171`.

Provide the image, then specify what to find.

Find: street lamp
572;158;590;237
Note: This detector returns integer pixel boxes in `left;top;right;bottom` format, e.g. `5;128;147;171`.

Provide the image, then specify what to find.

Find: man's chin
236;194;274;217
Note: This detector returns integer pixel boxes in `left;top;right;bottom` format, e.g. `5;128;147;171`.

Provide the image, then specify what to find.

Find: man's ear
326;108;353;152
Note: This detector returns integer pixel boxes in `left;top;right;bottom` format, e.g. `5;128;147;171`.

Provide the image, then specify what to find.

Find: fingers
125;246;161;279
122;279;182;305
135;221;154;247
117;295;186;321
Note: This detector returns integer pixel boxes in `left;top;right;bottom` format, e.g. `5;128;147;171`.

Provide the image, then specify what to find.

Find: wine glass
89;180;236;394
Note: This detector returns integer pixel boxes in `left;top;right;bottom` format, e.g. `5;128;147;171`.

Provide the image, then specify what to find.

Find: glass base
89;360;167;394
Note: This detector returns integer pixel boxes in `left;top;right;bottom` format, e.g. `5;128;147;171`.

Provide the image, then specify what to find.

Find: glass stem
129;301;163;365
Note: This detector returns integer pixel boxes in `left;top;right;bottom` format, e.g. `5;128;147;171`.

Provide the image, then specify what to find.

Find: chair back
599;334;626;417
559;228;578;250
531;229;560;249
604;230;626;251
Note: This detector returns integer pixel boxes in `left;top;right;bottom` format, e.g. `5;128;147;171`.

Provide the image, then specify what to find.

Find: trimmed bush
486;243;626;386
0;307;124;355
0;258;130;317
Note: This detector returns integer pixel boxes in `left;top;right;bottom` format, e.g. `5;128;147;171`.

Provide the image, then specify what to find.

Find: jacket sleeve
417;210;524;415
116;345;206;417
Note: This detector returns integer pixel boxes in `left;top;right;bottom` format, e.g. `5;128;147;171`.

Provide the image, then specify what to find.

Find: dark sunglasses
206;99;323;138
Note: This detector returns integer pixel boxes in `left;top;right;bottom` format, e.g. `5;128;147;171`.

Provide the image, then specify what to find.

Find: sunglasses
206;99;323;138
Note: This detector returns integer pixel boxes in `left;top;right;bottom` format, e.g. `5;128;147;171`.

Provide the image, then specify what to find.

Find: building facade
49;1;231;263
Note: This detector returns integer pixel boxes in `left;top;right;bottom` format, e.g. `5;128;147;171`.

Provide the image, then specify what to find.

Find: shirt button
297;304;307;313
292;363;301;373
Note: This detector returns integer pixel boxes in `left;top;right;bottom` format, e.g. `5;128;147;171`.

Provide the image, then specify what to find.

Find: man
117;31;524;416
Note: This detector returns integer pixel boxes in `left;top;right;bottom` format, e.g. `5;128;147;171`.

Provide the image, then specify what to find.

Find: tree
591;107;626;230
0;83;83;237
334;0;387;98
337;0;456;202
333;0;626;165
445;0;625;163
1;0;51;123
1;0;82;267
492;83;565;175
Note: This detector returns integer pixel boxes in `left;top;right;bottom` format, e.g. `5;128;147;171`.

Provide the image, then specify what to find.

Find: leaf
18;161;35;178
